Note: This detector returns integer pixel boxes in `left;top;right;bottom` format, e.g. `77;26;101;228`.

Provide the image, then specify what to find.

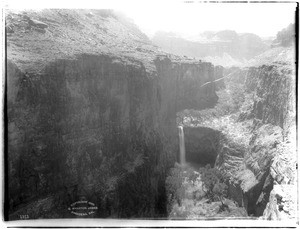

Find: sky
116;2;296;38
3;0;297;38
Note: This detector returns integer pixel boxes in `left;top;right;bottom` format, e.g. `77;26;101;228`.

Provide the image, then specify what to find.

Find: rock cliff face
243;65;295;131
6;9;220;219
177;47;296;219
216;62;295;218
242;64;296;219
154;57;218;123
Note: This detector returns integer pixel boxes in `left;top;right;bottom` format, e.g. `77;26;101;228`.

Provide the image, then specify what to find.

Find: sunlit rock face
237;63;296;218
179;60;296;218
244;65;295;130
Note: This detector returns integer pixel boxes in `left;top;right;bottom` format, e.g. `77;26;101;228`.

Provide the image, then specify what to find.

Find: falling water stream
178;126;186;165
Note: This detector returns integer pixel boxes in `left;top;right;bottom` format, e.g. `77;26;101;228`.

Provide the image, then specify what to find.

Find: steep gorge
5;9;296;221
6;14;221;218
172;56;296;219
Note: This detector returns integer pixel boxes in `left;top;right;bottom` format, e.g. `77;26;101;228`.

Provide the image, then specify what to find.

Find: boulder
28;19;48;29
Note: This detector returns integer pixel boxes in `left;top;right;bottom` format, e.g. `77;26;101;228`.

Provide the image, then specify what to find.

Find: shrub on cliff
199;165;228;204
165;164;185;207
166;164;201;205
229;82;245;110
217;82;245;114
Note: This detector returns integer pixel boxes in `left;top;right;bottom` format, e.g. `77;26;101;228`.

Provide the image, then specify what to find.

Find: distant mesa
152;29;269;67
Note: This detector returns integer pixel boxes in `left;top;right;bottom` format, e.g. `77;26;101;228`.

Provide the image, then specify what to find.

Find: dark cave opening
180;127;221;168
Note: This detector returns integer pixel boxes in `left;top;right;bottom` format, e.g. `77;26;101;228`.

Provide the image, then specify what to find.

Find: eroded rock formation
177;56;296;219
242;64;296;219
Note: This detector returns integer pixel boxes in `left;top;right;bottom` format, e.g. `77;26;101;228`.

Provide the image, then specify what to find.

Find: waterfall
178;126;186;165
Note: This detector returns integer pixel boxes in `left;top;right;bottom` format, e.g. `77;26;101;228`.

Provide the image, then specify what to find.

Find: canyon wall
242;64;296;219
179;58;296;219
243;65;295;132
218;63;296;218
7;50;220;219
